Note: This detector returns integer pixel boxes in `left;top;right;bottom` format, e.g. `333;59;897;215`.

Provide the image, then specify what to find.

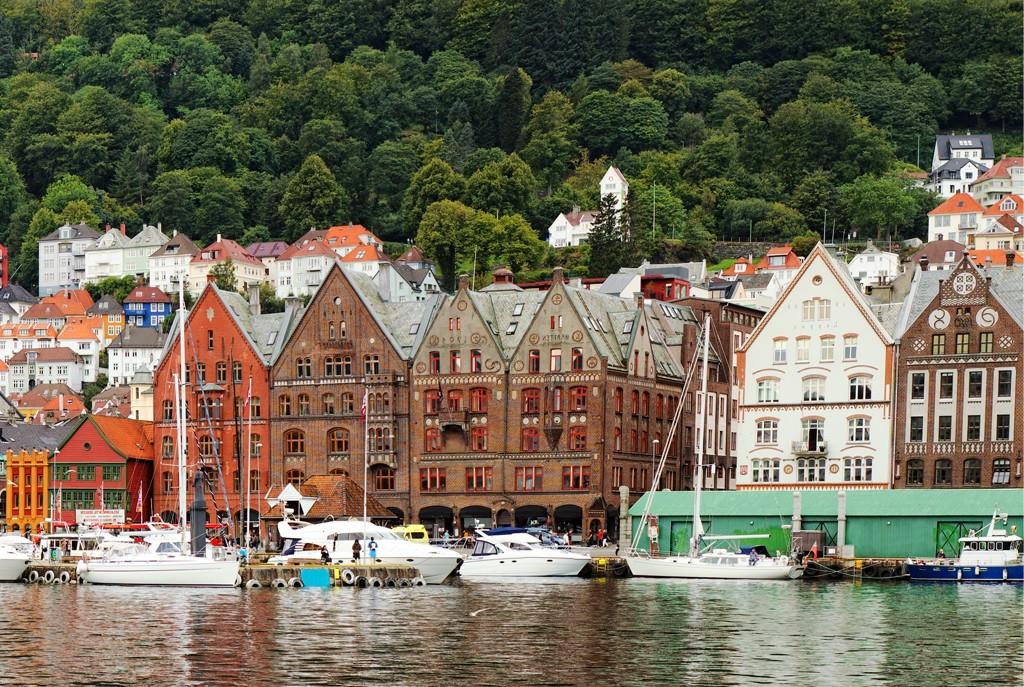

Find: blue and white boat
907;510;1022;583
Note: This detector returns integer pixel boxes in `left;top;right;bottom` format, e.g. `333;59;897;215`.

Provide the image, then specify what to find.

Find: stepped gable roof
87;294;123;316
246;241;290;259
895;254;1023;338
928;192;984;216
123;285;171;303
0;284;38;305
974;156;1024;184
0;420;75;450
14;384;81;409
56;316;102;342
264;474;392;519
9;346;81;364
108;325;166;349
77;415;154;461
935;134;994;161
397;246;424;263
149;232;199;258
191;237;263;267
127;224;169;247
40;223;100;242
982;194;1024;216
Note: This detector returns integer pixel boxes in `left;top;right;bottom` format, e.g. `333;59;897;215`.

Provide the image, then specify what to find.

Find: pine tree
0;16;15;79
587;194;624;278
495;67;532;152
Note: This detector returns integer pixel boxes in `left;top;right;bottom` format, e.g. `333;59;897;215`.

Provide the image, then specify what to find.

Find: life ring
288;577;303;588
354;576;369;588
271;578;287;589
369;577;384;588
384;578;398;588
246;579;263;589
27;570;39;584
234;575;243;588
42;570;55;584
412;577;426;586
341;569;357;586
58;571;72;584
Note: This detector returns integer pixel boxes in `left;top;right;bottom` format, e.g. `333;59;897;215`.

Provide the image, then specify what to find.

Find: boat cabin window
156;542;181;554
472;541;499;556
507;542;533;551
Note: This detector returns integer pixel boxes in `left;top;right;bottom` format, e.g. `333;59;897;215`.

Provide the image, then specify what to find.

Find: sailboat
624;312;802;581
78;279;241;587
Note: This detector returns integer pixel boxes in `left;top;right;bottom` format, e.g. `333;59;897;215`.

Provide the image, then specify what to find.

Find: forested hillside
0;0;1020;289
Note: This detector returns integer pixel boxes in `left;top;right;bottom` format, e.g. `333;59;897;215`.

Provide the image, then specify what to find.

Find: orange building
4;449;50;534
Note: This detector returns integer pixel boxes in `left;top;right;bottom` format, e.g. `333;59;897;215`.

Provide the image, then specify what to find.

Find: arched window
521;428;540;451
570;386;588;411
424;428;442;452
641;392;650;416
198;435;215;459
522;389;541;414
470;388;488;413
328;322;336;340
373;466;395;491
279;395;291;416
328;429;349;454
849;376;872;400
934;459;952;485
613;427;622;451
297;394;310;416
285;469;304;486
322;394;336;415
906;459;924;486
631;390;639;415
341;393;354;414
963;459;982;485
569;426;587;450
656;394;664;417
285;430;305;455
614;388;623;413
382;393;390;412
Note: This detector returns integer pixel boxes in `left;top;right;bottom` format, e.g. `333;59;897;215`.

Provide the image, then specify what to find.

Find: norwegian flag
245;376;252;409
136;485;143;515
360;390;368;424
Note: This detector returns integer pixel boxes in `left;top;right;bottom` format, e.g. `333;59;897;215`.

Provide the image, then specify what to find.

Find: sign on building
76;509;125;526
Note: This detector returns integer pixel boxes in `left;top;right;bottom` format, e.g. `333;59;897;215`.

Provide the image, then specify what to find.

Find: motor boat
77;538;241;587
271;518;462;584
626;539;803;580
458;530;591;578
907;510;1022;583
0;544;30;582
0;534;34;556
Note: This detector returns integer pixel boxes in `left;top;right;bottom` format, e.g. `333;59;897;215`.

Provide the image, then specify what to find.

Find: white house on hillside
37;223;101;295
971;156;1024;206
847;243;901;289
927;192;983;244
547;166;628;247
149;232;199;294
931;133;994;172
735;244;894;490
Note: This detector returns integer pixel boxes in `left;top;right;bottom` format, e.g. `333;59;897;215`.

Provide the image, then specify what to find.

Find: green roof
629;489;1024;518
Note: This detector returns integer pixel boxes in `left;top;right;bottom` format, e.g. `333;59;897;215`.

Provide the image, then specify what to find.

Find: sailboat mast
691;312;710;557
177;276;188;532
363;384;369;541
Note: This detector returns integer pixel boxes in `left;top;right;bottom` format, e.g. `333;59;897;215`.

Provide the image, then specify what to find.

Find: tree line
0;0;1019;290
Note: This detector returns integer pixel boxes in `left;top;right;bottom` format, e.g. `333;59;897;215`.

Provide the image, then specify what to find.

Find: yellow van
393;524;430;545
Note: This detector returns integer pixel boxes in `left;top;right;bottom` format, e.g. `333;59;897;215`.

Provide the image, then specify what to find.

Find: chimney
919;256;929;271
1007;251;1016;268
120;222;126;236
172;229;177;237
458;274;469;291
247;284;261;315
552;266;564;285
59;393;64;415
216;233;222;243
635;292;645;308
206;272;217;284
378;262;392;302
157;221;162;232
492;266;514;284
984;255;992;268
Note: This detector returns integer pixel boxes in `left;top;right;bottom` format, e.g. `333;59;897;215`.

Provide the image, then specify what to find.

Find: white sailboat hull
626;555;800;580
0;554;30;582
283;550;460;584
79;557;240;587
460;553;590;578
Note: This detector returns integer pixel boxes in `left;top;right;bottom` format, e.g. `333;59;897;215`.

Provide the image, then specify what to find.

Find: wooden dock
802;556;908;580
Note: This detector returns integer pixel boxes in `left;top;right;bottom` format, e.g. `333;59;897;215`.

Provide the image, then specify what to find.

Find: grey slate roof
40;223;100;242
0;302;18;318
218;287;294;362
108;325;166;349
0;284;38;305
339;268;438;359
467;289;546;358
392;263;432;290
870;303;904;337
0;420;76;453
149;232;199;258
87;294;124;316
935;134;994;161
128;224;170;247
737;272;774;291
597;273;637;296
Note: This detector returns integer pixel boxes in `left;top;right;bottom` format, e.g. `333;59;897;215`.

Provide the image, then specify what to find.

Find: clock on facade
928;308;949;330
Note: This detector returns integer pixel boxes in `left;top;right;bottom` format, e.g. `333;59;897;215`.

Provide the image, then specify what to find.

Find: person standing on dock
368;537;378;563
352;539;362;563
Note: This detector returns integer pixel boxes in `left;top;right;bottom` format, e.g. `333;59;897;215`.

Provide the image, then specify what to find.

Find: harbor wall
629;489;1024;558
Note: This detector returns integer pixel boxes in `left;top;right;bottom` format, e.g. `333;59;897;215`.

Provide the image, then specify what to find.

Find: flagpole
244;375;252;551
362;386;369;542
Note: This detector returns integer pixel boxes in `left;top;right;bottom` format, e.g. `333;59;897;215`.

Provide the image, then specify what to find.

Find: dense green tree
277;154;346;242
195;175;245;243
208;258;238;291
401;158;466;236
464;154;535;218
414;199;498;291
838;175;919;241
0;156;27;240
85;275;136;302
495;67;532;153
0;15;16;79
587;194;626;278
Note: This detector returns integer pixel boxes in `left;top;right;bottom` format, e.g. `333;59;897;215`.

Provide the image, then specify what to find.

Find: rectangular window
465;466;493;492
102;465;122;481
561;466;590;490
997;370;1012;397
966;415;981;441
470;427;487;451
937;415;952;442
549;349;562;372
995;414;1011;440
979;332;993;353
819;337;834;362
528;349;540;373
967;371;982;398
843;335;858;360
571;348;584;371
470;349;482;372
847;418;870;443
448;351;460;374
515;466;542;491
909;416;924;442
796;338;809;363
910;373;925;399
773;339;787;364
419;468;446;492
931;334;945;355
955;333;970;354
428;351;440;374
939;372;954;399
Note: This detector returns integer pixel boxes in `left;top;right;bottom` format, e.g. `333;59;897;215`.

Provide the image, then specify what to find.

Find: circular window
812;276;823;285
333;297;342;305
83;442;91;451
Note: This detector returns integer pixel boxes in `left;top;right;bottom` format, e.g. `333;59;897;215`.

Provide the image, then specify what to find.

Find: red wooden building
53;415;154;524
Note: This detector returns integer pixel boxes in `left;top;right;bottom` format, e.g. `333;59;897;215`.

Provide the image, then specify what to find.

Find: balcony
791;440;828;455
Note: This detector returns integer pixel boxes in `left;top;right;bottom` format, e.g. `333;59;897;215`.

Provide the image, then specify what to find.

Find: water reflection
0;580;1019;687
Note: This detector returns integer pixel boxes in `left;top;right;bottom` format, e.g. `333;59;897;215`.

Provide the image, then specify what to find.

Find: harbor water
0;579;1021;687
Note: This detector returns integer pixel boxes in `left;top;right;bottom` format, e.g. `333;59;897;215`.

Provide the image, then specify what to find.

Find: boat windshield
471;541;499;557
506;542;536;551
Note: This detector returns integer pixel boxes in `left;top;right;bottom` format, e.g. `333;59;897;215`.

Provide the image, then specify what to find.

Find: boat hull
0;555;30;582
79;558;240;587
281;551;460;584
626;556;800;580
459;555;589;577
907;563;1023;583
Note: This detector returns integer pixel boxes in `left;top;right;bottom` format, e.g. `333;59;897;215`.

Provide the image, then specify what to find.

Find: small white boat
626;540;802;580
271;518;462;584
0;534;34;556
459;530;590;578
0;544;30;582
77;539;240;587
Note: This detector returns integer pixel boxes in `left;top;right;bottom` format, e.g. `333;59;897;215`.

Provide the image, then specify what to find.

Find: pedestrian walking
369;537;378;563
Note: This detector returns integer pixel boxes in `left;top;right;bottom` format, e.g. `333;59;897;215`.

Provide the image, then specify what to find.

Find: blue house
122;285;172;328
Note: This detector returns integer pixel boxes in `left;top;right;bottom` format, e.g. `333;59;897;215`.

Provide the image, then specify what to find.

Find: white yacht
271;519;462;584
458;530;591;578
0;544;30;582
77;539;240;587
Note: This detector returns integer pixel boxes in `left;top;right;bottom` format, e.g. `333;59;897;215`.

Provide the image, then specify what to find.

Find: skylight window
267;332;277;345
623;321;633;334
512;303;524;316
505;322;517;335
409;323;419;335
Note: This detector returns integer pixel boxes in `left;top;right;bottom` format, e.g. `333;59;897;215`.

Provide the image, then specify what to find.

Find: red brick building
893;254;1023;488
53;415;154;523
152;281;300;530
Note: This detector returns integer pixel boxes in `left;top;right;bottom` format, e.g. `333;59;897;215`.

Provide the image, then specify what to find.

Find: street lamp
651;439;660;492
48;449;59;533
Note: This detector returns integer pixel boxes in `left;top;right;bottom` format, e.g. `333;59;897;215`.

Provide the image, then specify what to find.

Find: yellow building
5;449;50;535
